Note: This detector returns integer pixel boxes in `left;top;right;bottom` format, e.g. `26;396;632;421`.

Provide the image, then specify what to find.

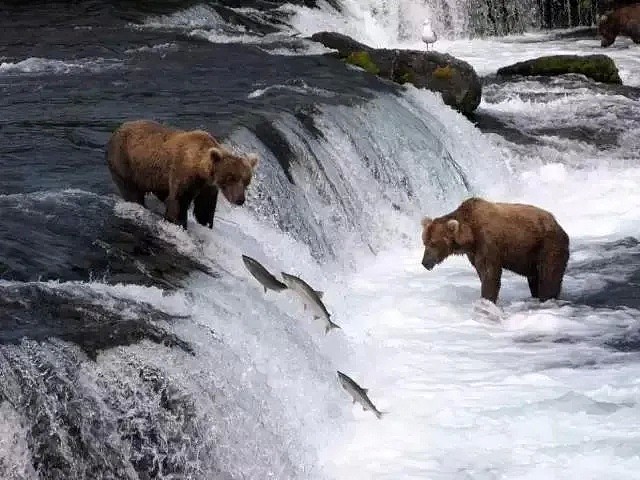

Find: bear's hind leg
527;273;539;298
537;242;569;301
165;190;194;229
164;196;183;228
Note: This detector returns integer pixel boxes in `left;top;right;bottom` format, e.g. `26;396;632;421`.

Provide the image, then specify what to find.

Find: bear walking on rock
598;4;640;47
106;120;259;229
421;197;569;303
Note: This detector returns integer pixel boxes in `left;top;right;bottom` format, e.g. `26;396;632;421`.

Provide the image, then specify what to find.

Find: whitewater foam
124;42;178;55
0;57;121;75
0;403;36;479
248;81;336;99
142;4;225;29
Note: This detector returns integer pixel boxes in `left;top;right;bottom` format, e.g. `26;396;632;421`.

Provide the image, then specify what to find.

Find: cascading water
287;0;540;42
0;5;509;474
228;89;507;263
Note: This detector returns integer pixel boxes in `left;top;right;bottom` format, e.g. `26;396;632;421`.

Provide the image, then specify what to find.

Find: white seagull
422;19;437;51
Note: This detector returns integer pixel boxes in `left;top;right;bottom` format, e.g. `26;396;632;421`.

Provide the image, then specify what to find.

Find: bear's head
421;216;474;270
208;148;259;206
598;12;618;47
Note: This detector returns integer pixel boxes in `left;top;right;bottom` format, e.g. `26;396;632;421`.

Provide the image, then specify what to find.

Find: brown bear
421;197;570;303
598;4;640;47
106;120;259;229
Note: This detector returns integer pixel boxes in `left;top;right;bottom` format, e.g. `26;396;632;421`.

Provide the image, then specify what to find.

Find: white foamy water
247;80;336;99
321;156;640;479
0;57;121;75
140;3;332;56
124;42;178;55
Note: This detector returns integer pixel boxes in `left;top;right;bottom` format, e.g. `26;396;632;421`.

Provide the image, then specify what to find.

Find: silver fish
337;371;386;419
280;271;341;334
242;255;287;293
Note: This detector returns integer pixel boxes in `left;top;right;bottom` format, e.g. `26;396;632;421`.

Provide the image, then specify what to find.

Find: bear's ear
246;153;259;169
421;216;433;228
448;219;473;246
209;147;225;164
446;219;459;234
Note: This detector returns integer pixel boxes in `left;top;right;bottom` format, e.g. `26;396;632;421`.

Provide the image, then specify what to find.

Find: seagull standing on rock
422;19;437;51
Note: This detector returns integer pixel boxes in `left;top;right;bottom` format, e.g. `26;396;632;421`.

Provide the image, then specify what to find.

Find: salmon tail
325;322;342;334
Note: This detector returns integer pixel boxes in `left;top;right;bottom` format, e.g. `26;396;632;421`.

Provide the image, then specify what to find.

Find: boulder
496;54;622;84
309;31;482;116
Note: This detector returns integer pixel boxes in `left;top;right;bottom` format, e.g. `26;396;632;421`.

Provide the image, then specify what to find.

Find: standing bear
598;4;640;47
106;120;259;229
421;197;570;303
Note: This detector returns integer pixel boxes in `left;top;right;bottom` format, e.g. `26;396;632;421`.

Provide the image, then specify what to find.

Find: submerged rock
496;54;622;84
309;31;482;116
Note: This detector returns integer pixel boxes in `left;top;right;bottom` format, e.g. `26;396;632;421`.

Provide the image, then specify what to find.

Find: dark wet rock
309;31;482;116
497;54;622;84
0;193;217;289
604;332;640;352
471;111;539;145
546;26;599;39
251;119;297;184
0;283;194;360
310;32;371;55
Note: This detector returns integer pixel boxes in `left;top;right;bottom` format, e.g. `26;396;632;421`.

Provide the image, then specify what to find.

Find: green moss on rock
310;31;482;116
345;51;380;75
433;65;455;80
394;68;416;85
497;54;622;84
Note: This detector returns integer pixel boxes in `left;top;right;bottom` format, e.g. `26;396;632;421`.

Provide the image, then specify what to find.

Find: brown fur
106;120;258;229
598;4;640;47
421;197;570;303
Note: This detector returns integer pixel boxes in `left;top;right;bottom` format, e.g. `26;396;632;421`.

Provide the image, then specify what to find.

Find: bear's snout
221;184;247;206
422;250;437;270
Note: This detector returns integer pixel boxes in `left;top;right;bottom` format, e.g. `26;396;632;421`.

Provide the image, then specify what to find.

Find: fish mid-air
422;19;437;51
241;255;288;293
337;371;386;419
280;272;341;334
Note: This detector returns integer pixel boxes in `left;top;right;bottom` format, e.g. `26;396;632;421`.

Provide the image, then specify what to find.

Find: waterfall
0;82;510;478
